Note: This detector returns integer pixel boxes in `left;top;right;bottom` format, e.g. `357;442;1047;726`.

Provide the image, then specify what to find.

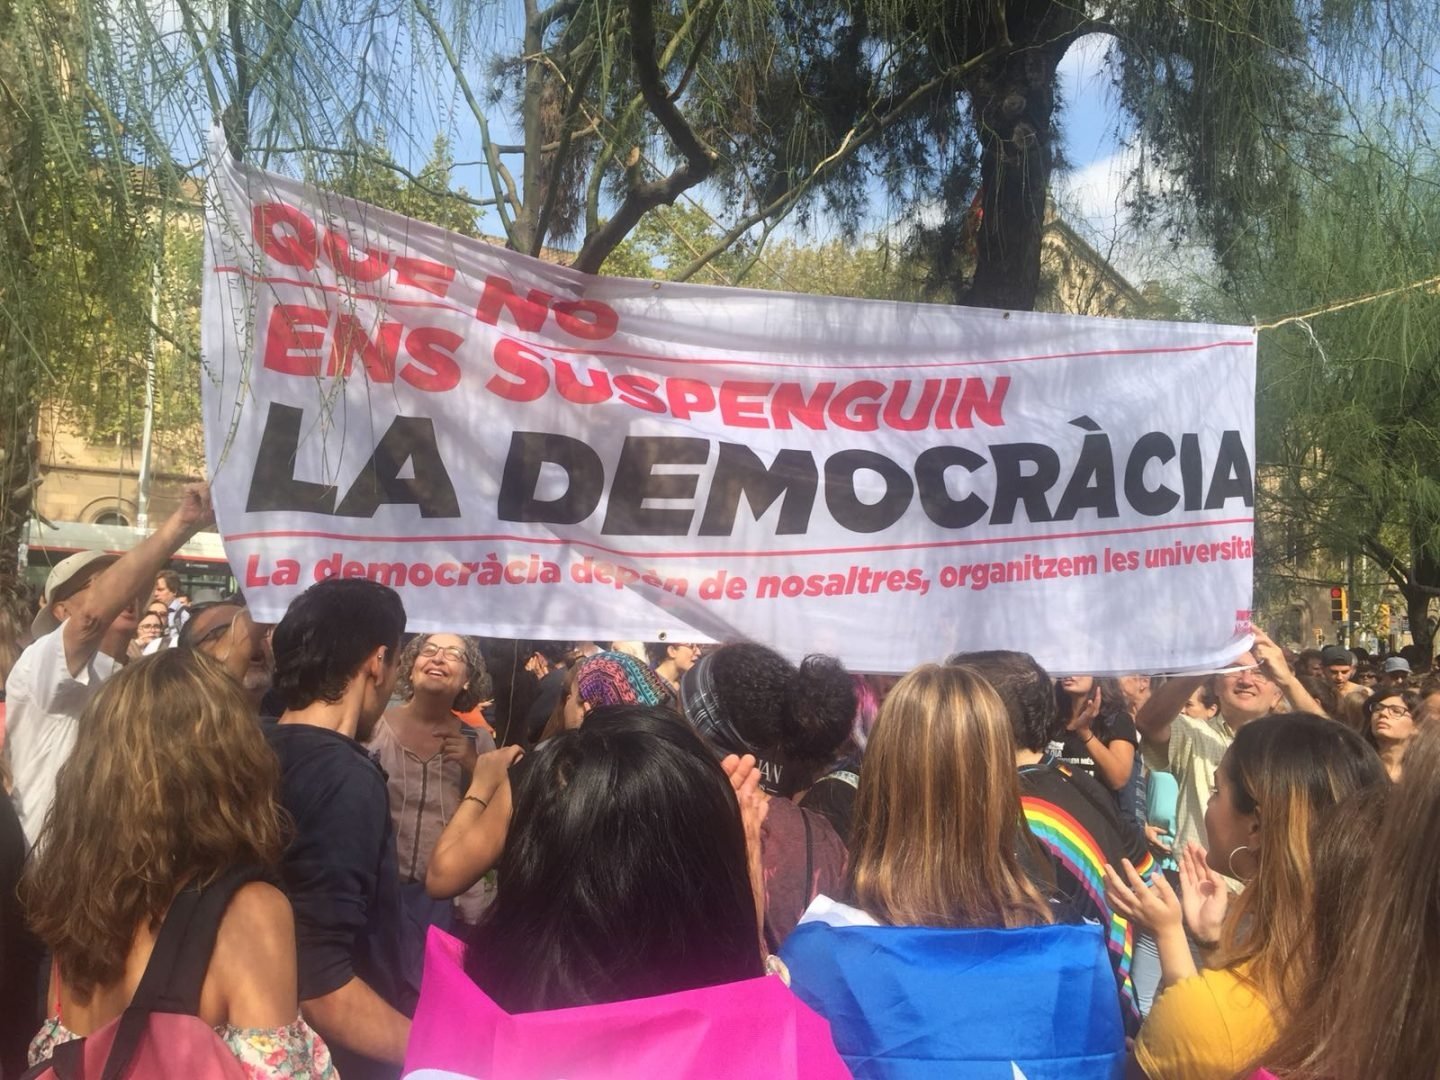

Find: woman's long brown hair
1209;713;1385;1012
1245;721;1440;1079
22;650;287;1003
850;664;1052;929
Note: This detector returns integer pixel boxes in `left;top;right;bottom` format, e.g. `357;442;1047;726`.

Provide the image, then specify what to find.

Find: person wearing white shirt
5;485;212;846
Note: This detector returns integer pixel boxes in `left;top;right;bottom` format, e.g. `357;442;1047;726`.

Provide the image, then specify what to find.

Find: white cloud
1052;145;1216;291
1057;32;1113;96
1054;145;1138;245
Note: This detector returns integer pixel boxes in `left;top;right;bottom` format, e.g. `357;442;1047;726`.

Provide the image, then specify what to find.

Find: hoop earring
1225;845;1256;881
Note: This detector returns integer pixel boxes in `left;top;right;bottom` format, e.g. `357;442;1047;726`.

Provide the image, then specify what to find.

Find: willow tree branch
515;0;547;251
579;0;717;243
673;54;993;282
572;0;717;274
493;119;600;155
1358;531;1440;596
670;0;722;101
174;0;226;116
250;0;306;89
222;0;250;158
263;144;501;208
532;45;601;256
414;0;517;245
534;0;581;35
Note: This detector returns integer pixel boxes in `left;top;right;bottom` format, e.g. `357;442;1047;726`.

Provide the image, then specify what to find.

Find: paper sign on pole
202;139;1256;674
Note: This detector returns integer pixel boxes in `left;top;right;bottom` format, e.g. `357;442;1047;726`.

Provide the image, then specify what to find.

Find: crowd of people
1;484;1438;1078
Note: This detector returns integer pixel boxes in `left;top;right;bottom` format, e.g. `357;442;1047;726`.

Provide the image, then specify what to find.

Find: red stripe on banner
528;338;1256;372
223;517;1255;561
210;265;1252;372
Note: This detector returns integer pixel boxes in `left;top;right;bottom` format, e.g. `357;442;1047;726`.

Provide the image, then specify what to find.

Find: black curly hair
704;643;855;796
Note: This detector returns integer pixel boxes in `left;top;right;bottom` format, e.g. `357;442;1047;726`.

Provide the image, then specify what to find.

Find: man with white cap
4;484;212;846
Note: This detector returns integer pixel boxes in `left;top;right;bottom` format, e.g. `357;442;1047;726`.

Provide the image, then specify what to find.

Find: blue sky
133;0;1438;295
356;14;1135;265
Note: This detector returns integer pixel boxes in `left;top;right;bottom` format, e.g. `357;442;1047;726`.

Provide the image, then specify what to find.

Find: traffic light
1330;587;1348;623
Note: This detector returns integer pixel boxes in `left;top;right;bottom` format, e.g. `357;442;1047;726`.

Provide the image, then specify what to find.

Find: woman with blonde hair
1105;713;1385;1080
1248;720;1440;1079
22;650;332;1077
781;664;1125;1077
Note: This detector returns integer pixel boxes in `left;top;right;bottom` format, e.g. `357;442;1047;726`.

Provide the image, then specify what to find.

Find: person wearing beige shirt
369;633;497;927
1136;629;1320;889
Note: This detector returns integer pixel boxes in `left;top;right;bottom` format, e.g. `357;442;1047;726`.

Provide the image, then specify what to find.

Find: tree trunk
962;47;1060;311
1402;585;1433;666
0;409;38;602
0;2;46;603
1407;535;1440;666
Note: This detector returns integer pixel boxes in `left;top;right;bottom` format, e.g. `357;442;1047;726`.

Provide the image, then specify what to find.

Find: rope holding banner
1255;272;1440;331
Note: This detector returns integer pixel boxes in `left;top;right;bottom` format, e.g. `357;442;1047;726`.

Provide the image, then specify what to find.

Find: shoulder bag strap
98;866;272;1080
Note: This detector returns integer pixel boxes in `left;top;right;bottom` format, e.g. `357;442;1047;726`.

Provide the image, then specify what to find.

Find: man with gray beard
177;598;274;708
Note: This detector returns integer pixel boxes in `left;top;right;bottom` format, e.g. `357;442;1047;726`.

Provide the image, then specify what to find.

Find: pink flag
403;928;851;1080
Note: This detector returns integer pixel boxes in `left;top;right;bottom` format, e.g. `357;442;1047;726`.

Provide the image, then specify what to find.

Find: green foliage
604;202;929;300
1233;144;1440;647
322;135;484;238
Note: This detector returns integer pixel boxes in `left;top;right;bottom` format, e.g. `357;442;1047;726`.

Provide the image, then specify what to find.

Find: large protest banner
201;142;1257;675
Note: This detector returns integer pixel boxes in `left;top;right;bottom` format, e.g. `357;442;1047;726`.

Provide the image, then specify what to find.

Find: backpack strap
97;865;272;1080
801;809;814;901
19;1037;86;1080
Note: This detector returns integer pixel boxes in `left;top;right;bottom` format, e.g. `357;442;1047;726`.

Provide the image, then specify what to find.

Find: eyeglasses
193;619;237;648
1373;703;1412;717
419;643;467;664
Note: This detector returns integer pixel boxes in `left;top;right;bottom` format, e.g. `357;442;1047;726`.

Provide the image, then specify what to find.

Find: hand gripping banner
202;137;1257;674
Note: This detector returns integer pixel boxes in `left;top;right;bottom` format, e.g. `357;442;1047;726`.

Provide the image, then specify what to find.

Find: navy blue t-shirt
263;720;413;1074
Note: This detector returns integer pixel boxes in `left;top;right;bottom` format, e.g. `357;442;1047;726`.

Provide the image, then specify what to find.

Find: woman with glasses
369;634;500;935
1362;687;1422;781
128;611;166;659
646;640;702;697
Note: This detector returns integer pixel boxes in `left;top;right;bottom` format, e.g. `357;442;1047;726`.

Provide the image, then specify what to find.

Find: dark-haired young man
949;649;1155;1035
265;578;410;1079
1321;644;1369;700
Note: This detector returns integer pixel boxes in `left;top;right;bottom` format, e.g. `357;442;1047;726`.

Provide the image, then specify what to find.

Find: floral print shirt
30;1015;335;1079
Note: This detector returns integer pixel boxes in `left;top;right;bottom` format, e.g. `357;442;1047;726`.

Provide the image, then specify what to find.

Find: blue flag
780;916;1125;1079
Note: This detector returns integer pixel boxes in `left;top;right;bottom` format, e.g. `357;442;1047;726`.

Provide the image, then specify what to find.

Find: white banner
201;141;1257;675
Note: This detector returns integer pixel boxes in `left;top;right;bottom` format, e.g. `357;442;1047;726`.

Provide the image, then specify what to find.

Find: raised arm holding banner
202;135;1257;675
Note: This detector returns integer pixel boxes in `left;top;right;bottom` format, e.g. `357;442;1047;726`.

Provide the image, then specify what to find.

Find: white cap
32;550;120;637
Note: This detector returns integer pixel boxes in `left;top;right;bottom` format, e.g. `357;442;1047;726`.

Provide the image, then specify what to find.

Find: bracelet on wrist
462;794;489;812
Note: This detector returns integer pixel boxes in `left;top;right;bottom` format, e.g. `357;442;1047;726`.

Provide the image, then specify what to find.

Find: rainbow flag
1023;794;1151;1028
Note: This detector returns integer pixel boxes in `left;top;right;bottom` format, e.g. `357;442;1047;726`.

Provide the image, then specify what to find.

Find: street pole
1345;551;1356;650
136;249;161;530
